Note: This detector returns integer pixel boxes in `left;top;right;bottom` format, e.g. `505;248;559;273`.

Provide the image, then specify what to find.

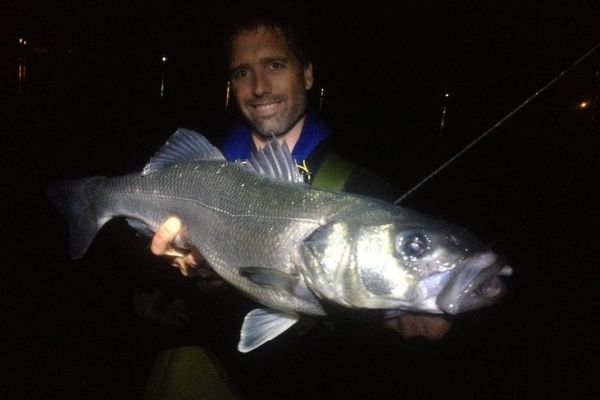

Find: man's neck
252;116;305;152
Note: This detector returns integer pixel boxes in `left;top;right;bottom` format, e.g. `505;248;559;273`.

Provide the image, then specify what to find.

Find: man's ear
304;63;314;90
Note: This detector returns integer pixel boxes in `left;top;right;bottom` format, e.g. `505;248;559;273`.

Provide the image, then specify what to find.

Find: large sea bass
48;129;512;352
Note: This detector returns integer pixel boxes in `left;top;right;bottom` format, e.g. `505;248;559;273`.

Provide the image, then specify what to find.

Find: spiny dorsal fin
142;128;225;175
238;308;299;353
243;136;305;183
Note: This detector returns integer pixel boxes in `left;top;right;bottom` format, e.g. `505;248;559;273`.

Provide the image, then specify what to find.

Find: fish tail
46;177;107;259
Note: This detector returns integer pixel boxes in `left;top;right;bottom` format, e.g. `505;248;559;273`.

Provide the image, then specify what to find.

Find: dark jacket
304;138;395;202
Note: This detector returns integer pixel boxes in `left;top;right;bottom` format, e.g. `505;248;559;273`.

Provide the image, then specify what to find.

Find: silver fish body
49;129;511;351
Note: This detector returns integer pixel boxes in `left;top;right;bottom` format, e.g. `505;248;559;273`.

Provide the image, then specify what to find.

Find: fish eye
396;233;430;259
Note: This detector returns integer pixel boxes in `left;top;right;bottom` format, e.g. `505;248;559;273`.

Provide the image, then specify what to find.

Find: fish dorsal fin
238;308;299;353
244;137;304;183
142;128;225;175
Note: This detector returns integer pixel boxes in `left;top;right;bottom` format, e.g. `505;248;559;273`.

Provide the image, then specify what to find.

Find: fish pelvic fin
46;177;107;259
143;128;225;175
238;308;299;353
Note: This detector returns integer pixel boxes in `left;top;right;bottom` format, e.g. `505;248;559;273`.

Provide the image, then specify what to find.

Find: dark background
2;1;600;399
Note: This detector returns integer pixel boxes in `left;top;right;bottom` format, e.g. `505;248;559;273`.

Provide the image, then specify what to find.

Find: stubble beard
246;97;307;139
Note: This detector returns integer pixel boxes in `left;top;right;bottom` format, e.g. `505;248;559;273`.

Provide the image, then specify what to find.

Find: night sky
3;1;600;399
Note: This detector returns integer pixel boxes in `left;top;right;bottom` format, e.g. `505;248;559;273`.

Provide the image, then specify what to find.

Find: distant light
225;81;231;110
18;38;23;44
579;101;589;109
444;93;450;98
161;56;167;63
18;63;27;80
319;87;326;112
23;40;28;45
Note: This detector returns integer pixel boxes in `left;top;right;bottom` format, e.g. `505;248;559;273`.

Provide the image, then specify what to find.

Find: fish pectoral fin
239;267;300;291
238;308;299;353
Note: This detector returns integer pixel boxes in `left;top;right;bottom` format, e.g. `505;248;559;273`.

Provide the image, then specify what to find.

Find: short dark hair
219;1;312;70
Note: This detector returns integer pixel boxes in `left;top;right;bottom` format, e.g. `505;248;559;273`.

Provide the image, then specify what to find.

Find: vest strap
312;153;353;192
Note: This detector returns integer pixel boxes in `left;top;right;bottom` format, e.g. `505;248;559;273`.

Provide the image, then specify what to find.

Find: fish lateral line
119;189;323;224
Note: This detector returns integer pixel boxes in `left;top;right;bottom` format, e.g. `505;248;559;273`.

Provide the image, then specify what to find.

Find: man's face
229;26;313;138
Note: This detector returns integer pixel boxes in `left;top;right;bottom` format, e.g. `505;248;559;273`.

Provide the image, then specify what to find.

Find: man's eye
270;62;285;70
232;70;248;80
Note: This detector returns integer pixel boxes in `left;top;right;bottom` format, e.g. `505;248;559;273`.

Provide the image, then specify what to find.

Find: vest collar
222;113;331;162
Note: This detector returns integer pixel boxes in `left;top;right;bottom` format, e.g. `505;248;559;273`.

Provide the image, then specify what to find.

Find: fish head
299;207;512;315
381;218;512;315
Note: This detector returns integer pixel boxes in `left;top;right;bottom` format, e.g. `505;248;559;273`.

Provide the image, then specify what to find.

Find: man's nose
252;71;271;96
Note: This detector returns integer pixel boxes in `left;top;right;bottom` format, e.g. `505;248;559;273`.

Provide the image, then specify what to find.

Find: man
150;11;450;340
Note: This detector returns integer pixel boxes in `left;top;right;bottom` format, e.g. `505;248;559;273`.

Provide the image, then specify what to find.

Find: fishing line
394;41;600;205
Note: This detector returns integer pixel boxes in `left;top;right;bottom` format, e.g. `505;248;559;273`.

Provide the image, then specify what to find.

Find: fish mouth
436;252;512;314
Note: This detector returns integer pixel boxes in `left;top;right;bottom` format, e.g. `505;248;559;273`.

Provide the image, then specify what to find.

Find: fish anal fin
126;218;154;237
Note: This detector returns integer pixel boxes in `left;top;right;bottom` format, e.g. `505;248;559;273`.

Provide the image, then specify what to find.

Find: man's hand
383;314;451;340
151;217;224;288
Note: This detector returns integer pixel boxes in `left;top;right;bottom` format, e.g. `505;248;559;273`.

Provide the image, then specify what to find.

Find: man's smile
249;99;283;116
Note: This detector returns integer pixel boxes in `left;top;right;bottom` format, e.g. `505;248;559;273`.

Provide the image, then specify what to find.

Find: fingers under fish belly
383;314;451;340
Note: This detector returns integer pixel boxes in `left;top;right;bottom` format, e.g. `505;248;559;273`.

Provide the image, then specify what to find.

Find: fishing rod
394;41;600;205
